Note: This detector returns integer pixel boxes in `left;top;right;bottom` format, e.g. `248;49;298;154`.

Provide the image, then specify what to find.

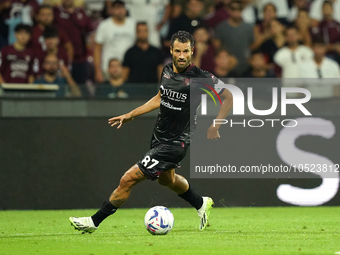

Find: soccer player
69;31;233;233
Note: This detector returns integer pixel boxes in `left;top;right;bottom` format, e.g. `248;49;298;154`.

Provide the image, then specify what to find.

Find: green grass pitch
1;207;340;255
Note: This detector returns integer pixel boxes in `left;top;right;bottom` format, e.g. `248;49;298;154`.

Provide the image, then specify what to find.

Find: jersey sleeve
214;79;225;95
209;73;224;95
201;70;225;95
158;65;167;91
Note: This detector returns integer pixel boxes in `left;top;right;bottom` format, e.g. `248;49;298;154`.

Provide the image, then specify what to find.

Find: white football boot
69;217;97;234
197;197;214;230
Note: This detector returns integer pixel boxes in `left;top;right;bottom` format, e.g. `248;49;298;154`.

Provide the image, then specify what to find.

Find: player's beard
173;56;191;72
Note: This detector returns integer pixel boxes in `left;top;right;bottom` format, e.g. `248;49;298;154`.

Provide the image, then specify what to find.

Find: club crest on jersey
182;78;190;86
210;73;216;81
163;73;170;79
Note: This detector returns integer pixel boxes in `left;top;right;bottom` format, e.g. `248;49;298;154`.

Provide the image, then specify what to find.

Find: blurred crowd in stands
0;0;339;98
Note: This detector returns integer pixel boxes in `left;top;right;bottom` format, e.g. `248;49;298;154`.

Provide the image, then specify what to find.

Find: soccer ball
144;206;174;235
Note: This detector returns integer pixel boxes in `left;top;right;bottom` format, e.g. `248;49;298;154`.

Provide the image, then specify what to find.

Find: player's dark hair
263;3;277;13
42;26;59;39
15;24;32;34
108;58;121;67
170;31;194;49
111;0;125;7
322;0;333;8
37;4;53;13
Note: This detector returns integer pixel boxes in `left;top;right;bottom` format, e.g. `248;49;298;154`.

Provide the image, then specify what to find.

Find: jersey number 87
141;156;159;169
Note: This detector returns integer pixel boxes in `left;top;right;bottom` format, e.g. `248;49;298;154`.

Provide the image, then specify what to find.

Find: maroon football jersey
0;45;36;83
53;6;93;63
30;25;71;51
34;47;69;75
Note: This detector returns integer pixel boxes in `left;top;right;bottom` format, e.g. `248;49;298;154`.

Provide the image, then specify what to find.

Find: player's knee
157;176;175;187
119;172;137;188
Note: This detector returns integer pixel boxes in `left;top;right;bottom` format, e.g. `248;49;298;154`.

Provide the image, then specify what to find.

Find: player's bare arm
207;88;233;140
108;91;161;129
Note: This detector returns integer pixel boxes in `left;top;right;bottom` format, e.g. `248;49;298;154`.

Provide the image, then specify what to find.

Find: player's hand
207;126;220;140
108;114;134;129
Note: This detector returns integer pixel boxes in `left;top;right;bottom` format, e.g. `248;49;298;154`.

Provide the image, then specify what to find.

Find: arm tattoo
110;198;127;207
135;170;143;177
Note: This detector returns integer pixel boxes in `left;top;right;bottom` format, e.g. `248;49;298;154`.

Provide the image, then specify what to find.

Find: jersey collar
170;63;195;73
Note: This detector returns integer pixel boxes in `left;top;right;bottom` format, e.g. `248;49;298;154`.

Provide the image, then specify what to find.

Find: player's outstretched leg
157;170;214;230
69;165;146;233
